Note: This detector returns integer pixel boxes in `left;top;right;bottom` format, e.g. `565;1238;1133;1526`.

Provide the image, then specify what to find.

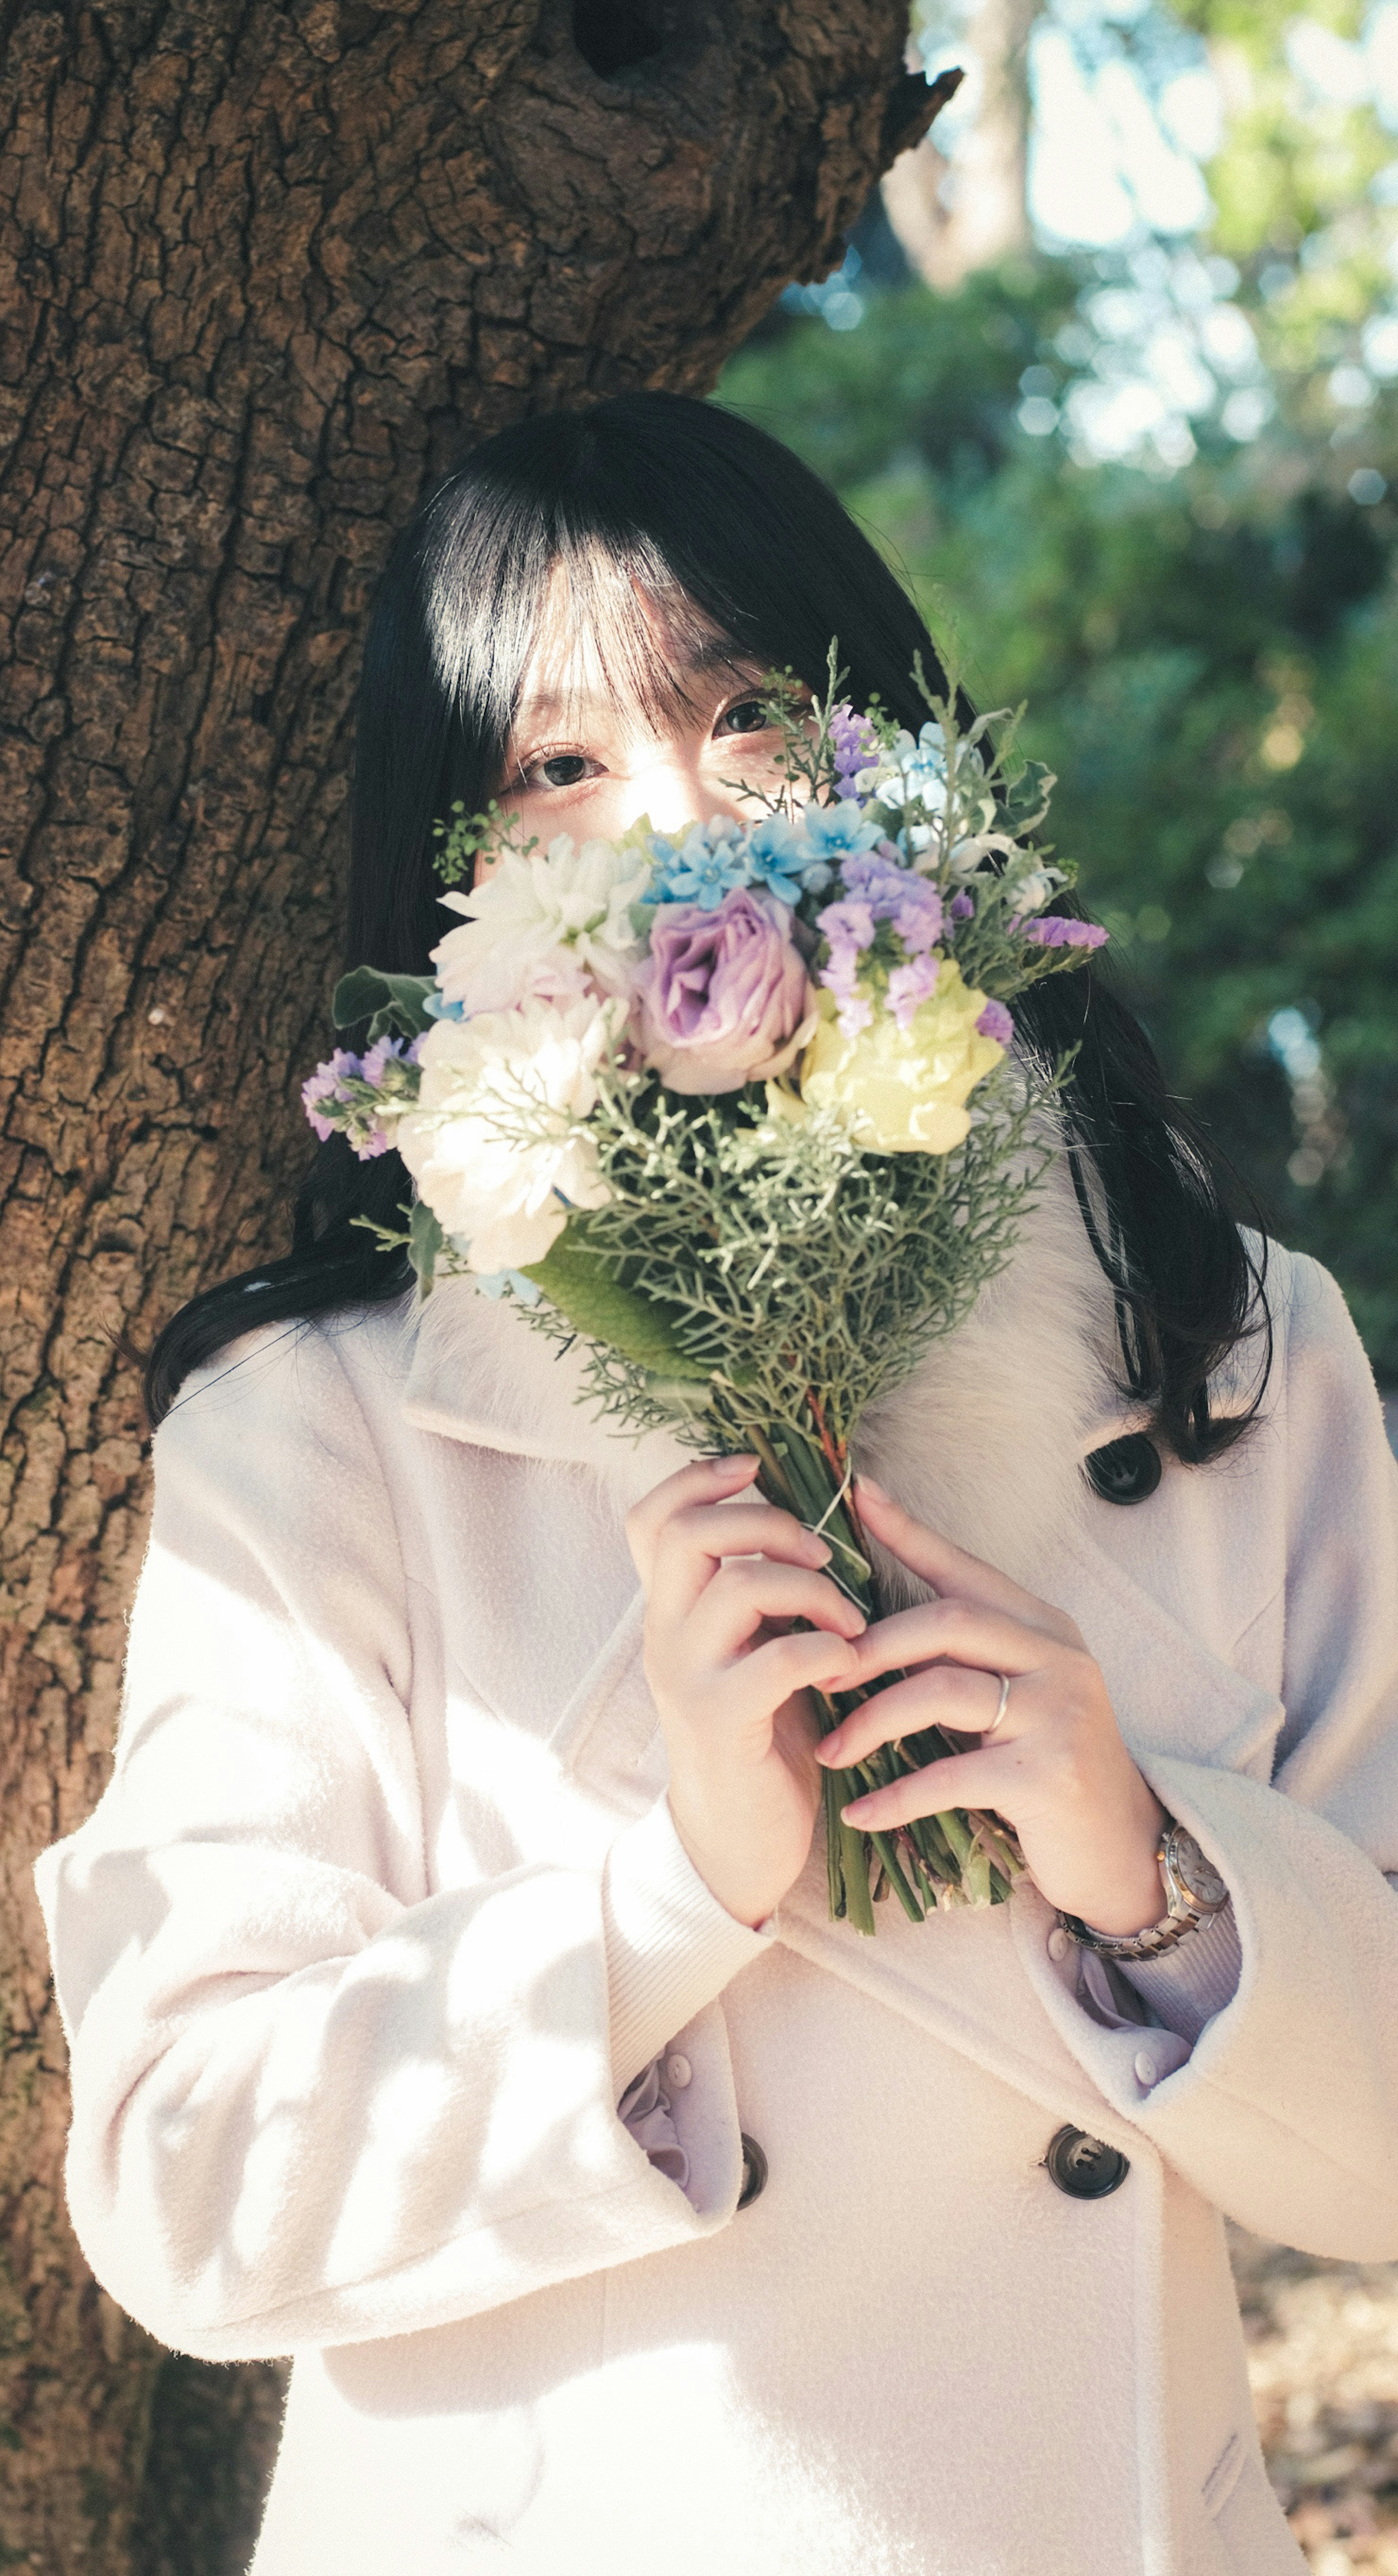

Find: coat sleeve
34;1324;766;2363
1024;1251;1398;2258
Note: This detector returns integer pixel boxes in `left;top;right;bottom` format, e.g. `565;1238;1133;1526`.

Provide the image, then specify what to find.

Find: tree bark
0;5;954;2566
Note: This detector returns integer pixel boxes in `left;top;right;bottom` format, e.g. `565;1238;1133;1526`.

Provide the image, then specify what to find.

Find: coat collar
399;1159;1148;1564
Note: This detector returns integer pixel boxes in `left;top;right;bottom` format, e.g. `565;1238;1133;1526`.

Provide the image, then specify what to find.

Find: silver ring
986;1672;1012;1736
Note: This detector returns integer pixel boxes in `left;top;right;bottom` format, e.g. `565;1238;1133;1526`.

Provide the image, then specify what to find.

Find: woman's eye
715;698;769;738
519;751;600;791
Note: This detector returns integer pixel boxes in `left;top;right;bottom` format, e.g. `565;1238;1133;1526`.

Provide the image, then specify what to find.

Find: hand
815;1478;1167;1936
626;1455;867;1927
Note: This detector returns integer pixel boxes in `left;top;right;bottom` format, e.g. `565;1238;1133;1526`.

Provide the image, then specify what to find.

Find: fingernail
855;1473;888;1502
841;1800;870;1823
816;1736;841;1764
711;1453;756;1479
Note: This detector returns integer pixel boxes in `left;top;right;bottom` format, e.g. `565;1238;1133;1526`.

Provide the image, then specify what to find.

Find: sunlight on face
484;571;803;878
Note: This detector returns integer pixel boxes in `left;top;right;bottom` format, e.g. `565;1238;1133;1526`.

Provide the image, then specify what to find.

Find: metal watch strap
1058;1820;1229;1963
1057;1904;1198;1963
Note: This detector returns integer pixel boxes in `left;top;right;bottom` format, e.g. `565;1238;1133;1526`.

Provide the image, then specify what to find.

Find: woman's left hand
816;1478;1168;1936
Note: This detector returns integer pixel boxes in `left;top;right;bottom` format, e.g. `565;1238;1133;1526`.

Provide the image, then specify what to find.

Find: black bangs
347;396;959;979
492;544;757;779
147;391;1268;1465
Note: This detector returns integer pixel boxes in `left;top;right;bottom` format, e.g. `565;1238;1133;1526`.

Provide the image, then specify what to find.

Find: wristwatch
1058;1820;1229;1962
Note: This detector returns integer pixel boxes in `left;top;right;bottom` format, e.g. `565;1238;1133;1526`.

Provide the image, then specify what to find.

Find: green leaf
407;1198;444;1291
520;1235;711;1379
332;967;437;1042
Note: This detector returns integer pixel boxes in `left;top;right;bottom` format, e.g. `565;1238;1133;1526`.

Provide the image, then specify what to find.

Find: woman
36;395;1398;2576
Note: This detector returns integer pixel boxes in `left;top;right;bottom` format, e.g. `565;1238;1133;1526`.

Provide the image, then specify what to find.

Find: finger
853;1476;1065;1630
686;1562;866;1665
718;1627;866;1729
839;1747;1020;1832
817;1662;1009;1766
846;1593;1048;1689
647;1501;832;1627
626;1455;757;1582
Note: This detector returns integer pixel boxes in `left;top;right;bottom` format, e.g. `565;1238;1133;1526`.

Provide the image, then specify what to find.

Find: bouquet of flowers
304;657;1106;1934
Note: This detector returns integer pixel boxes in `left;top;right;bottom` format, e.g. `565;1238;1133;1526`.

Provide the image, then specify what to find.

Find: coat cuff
1114;1900;1243;2047
603;1796;772;2094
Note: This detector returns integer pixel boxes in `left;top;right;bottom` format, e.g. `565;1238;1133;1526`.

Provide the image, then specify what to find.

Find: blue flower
743;813;810;907
890;722;950;814
797;800;884;867
648;819;751;909
473;1268;544;1305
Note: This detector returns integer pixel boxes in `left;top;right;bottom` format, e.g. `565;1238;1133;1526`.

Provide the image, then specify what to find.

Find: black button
1044;2124;1130;2199
1084;1435;1162;1506
736;2133;768;2210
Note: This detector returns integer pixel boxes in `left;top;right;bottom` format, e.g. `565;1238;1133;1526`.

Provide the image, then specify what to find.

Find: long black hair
147;392;1266;1455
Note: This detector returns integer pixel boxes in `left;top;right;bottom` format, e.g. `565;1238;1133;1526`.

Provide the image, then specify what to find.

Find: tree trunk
0;5;955;2566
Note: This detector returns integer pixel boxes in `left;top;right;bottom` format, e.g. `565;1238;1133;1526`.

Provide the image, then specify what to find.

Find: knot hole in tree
573;0;666;77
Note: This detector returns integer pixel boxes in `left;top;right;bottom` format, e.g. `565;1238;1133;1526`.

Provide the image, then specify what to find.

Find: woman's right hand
625;1455;867;1928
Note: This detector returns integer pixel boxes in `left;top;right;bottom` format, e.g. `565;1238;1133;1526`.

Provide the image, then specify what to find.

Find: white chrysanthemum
396;994;623;1275
430;836;649;1016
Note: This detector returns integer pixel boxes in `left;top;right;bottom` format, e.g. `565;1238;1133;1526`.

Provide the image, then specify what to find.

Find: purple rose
636;889;817;1094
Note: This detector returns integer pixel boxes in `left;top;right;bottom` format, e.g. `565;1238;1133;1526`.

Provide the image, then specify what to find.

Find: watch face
1167;1827;1228;1912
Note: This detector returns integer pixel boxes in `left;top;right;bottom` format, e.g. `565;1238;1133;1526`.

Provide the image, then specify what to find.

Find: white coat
35;1174;1398;2576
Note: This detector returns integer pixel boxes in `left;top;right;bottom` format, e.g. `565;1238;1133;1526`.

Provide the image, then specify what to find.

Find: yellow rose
797;960;1004;1154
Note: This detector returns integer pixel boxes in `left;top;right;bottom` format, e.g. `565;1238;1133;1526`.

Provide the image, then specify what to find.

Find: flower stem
734;1409;1024;1931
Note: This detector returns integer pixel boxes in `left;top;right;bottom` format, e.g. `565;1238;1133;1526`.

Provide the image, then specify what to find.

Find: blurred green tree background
718;0;1398;1379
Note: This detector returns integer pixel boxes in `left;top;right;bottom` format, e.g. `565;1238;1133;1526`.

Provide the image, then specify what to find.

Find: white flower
430;835;649;1017
396;994;623;1275
946;831;1020;880
1001;857;1066;912
884;722;950;815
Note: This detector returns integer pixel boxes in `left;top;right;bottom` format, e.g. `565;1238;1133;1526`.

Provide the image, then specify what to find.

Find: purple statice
949;891;975;922
839;849;906;907
838;850;943;955
363;1032;424;1089
301;1048;363;1143
825;975;873;1039
816;895;876;1037
976;998;1015;1045
829;702;881;799
886;953;941;1031
890;883;943;955
1023;916;1109;950
816;896;877;954
302;1036;422;1161
348;1122;391;1160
